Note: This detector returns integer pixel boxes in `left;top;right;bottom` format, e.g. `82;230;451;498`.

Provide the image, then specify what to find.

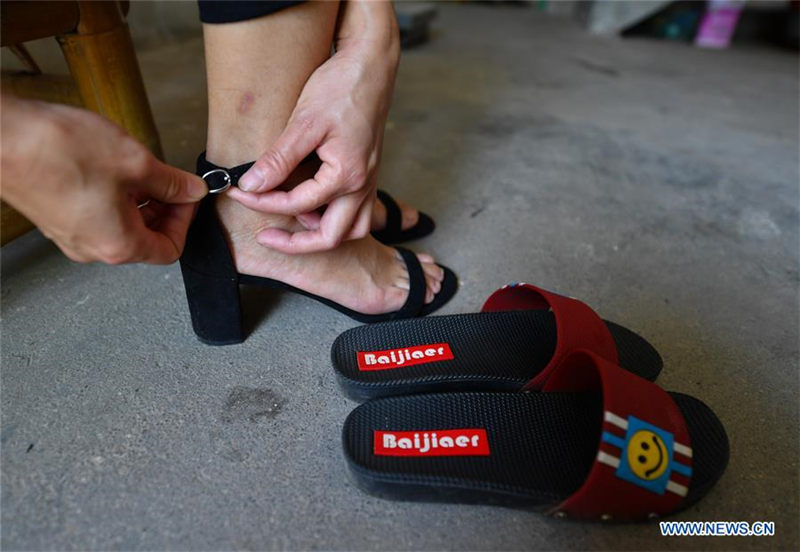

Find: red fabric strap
481;283;618;390
542;351;693;521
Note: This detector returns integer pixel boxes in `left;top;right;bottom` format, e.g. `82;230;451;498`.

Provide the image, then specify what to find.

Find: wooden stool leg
56;0;163;159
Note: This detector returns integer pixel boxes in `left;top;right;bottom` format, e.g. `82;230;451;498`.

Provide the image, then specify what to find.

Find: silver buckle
202;169;232;194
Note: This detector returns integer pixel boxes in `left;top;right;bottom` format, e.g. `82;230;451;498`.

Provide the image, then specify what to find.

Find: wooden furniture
1;0;162;245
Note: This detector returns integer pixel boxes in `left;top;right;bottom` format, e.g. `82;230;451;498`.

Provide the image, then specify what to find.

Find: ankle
206;117;279;168
204;144;253;171
215;194;298;235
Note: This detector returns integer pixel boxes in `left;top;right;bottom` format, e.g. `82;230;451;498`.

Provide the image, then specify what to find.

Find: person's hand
227;1;401;254
0;96;207;264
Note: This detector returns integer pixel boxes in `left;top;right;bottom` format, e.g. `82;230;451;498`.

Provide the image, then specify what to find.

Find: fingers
256;194;363;254
345;195;373;241
230;155;371;219
238;113;325;193
296;210;322;231
227;174;340;216
93;203;195;265
137;158;208;204
135;203;197;264
137;200;162;228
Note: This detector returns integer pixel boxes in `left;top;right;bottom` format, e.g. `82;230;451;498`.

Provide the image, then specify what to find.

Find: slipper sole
342;391;728;514
332;311;661;400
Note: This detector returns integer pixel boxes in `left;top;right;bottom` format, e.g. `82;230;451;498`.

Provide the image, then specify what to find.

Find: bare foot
215;194;444;314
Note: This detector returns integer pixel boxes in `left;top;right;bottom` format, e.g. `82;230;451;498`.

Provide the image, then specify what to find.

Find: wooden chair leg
56;0;163;159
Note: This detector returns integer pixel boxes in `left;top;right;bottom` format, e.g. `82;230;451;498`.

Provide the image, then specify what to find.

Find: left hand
227;26;400;254
0;97;206;265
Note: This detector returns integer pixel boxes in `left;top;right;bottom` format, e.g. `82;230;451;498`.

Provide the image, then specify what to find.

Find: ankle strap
196;151;321;194
196;152;255;194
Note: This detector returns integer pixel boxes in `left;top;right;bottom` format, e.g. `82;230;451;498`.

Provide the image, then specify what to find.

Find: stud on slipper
332;282;662;400
342;350;729;521
371;189;436;244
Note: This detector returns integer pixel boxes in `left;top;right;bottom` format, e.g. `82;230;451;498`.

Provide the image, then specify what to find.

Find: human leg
202;3;444;313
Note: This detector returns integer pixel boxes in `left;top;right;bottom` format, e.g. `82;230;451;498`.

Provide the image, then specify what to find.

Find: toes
395;197;420;231
425;278;435;303
402;208;420;231
395;251;445;305
428;272;442;294
422;260;445;283
394;276;410;291
423;269;443;304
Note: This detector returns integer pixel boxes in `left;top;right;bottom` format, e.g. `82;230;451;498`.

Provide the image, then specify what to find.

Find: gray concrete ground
2;4;798;551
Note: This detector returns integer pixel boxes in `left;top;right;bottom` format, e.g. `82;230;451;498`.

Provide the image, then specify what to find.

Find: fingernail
190;177;208;199
238;166;264;192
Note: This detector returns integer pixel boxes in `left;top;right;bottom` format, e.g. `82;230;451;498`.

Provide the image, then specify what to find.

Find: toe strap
376;190;403;236
543;351;693;521
393;247;427;319
482;283;618;390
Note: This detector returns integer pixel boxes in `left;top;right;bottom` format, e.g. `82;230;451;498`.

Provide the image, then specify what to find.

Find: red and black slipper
332;282;662;400
342;351;729;521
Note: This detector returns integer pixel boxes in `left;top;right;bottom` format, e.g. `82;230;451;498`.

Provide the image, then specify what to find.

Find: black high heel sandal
179;154;458;345
371;189;436;244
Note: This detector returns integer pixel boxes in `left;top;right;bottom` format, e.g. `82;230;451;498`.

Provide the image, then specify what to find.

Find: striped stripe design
598;410;693;497
603;411;629;430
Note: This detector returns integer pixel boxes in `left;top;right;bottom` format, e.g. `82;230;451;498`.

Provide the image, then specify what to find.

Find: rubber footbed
332;311;662;394
342;392;729;509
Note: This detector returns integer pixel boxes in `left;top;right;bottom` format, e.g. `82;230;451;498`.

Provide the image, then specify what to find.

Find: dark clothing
198;1;306;24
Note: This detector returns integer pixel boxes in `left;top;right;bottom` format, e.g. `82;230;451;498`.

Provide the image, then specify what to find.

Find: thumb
238;114;324;193
139;159;208;204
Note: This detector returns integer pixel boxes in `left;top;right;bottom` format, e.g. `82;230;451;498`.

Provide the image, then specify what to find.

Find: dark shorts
198;1;306;24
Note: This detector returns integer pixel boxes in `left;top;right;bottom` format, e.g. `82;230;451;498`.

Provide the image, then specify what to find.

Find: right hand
227;1;401;254
0;96;207;264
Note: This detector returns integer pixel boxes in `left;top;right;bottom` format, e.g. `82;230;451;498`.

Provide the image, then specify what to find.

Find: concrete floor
2;4;798;550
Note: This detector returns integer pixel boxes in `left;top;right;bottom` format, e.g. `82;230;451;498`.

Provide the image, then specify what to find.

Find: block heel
179;264;243;345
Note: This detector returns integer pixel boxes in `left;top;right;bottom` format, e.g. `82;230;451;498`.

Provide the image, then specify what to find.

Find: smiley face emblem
626;430;668;480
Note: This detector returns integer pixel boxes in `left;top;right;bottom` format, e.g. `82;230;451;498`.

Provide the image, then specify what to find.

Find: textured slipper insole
342;392;729;510
332;311;662;399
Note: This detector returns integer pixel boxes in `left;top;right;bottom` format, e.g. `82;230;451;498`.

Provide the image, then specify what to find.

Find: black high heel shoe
179;154;458;345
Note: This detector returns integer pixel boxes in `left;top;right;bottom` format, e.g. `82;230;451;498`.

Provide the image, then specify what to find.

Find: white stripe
666;481;689;497
673;442;693;458
604;411;628;430
597;451;620;469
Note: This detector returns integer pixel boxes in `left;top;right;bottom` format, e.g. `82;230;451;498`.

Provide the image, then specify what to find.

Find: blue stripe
601;431;626;450
671;461;692;477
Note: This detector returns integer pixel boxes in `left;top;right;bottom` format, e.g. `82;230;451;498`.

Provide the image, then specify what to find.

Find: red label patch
357;343;454;371
374;429;490;457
